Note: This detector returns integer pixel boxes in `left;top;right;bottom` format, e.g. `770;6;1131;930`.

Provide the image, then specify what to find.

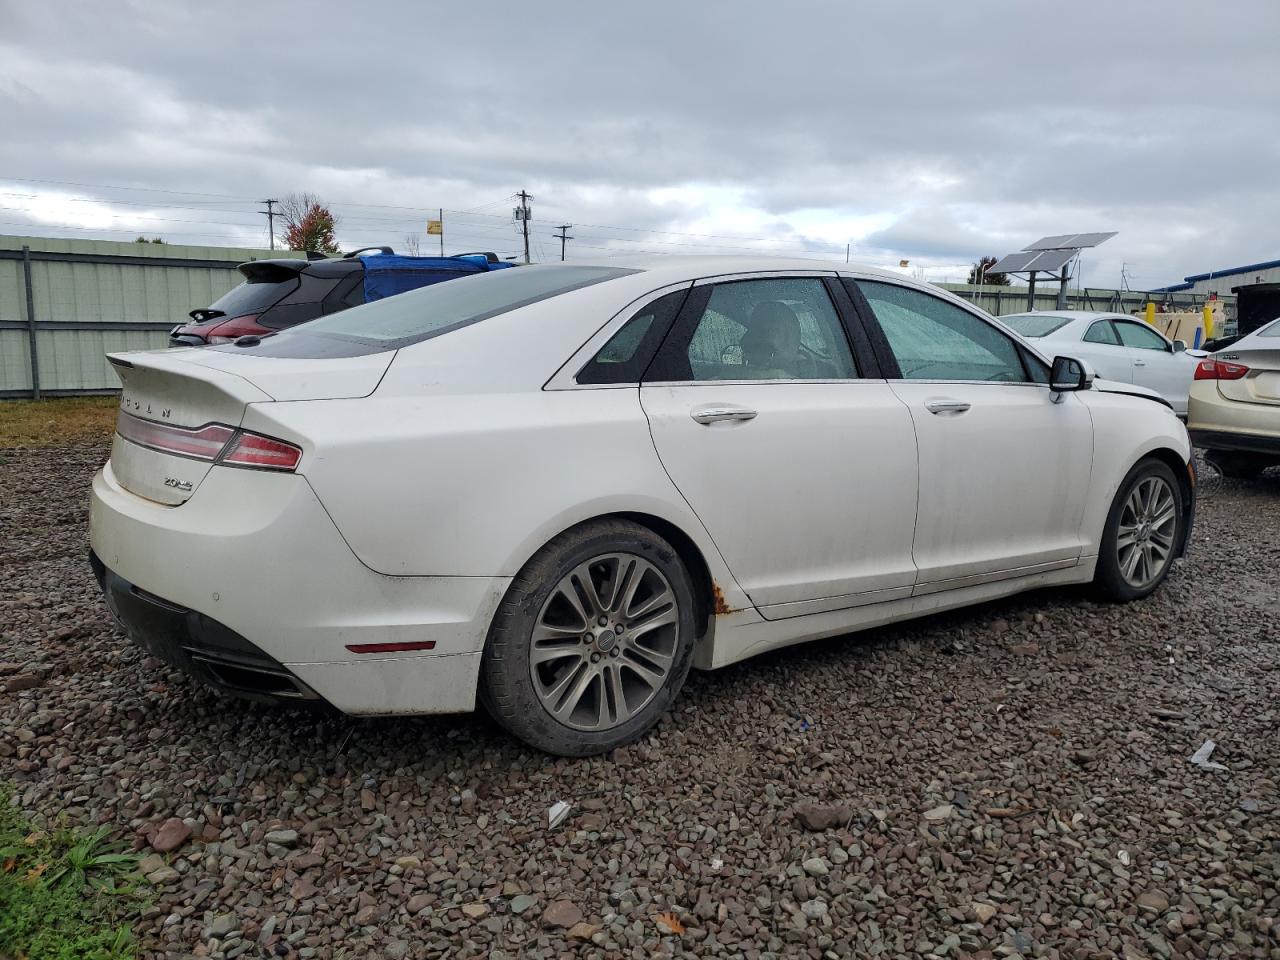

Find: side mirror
1050;355;1094;393
1173;339;1187;353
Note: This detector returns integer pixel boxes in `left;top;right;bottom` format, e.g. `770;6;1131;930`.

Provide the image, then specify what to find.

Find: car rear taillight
206;314;272;344
116;411;301;472
1194;358;1250;381
116;412;235;460
219;432;303;471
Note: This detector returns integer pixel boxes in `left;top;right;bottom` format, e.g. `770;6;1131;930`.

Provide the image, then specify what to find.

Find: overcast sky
1;1;1275;287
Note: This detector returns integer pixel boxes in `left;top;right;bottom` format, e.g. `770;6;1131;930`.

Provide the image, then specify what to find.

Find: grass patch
0;397;119;448
0;789;143;960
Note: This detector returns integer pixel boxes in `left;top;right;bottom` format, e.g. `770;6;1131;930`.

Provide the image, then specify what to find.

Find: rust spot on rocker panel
712;582;733;616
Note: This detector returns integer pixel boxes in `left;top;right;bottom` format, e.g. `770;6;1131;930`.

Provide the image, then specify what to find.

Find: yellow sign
426;219;442;235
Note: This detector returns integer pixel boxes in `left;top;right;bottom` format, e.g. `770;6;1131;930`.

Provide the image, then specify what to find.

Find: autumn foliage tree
279;193;341;255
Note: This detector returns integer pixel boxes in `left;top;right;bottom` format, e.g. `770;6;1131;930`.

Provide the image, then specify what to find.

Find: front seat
740;301;802;379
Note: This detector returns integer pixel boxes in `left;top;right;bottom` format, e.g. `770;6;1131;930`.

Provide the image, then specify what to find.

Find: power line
0;173;855;252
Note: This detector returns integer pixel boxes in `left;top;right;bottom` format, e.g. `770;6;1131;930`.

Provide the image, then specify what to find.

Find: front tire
1094;458;1184;602
480;519;697;756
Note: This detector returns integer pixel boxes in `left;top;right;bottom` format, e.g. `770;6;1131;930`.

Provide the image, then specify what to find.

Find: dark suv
170;248;512;347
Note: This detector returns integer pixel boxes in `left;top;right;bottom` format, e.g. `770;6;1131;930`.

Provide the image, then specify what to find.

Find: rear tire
480;519;697;756
1094;458;1184;602
1205;450;1270;480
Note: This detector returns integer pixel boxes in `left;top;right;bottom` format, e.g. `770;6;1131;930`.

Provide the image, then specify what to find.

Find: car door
1112;318;1192;415
638;273;919;618
850;278;1094;591
1074;318;1134;383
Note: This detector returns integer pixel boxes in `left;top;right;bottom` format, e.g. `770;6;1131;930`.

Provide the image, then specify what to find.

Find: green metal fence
0;235;295;398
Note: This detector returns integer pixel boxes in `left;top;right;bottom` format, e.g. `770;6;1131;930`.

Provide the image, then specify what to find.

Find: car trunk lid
1215;348;1280;406
106;347;394;504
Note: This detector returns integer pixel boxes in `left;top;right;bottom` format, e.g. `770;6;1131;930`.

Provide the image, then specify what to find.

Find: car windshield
1001;314;1073;338
296;264;637;346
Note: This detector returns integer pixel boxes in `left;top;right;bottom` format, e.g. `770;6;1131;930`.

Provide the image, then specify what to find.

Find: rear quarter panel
1075;390;1192;554
242;388;753;611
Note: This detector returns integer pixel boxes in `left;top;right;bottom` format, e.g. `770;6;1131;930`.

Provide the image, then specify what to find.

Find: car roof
551;254;908;284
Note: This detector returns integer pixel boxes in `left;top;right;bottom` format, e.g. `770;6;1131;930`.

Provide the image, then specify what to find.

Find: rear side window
1259;318;1280;337
577;289;688;385
1083;320;1120;345
296;265;637;348
647;277;857;382
205;277;298;321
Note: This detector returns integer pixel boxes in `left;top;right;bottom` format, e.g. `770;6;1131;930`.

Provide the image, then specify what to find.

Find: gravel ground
1;440;1277;960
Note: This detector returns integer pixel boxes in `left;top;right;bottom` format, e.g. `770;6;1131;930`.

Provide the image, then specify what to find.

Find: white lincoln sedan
90;257;1195;755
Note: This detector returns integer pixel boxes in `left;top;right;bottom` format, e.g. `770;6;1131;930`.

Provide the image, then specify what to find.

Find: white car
90;257;1195;756
1000;311;1204;416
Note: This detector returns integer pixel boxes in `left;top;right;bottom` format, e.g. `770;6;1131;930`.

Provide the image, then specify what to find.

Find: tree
402;233;421;256
279;192;341;255
968;255;1010;286
133;236;165;244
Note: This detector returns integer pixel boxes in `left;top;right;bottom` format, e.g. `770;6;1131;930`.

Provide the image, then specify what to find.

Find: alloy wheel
530;553;680;731
1116;475;1177;589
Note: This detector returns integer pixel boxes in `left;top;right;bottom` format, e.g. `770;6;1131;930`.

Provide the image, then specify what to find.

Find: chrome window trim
640;377;890;387
691;269;840;286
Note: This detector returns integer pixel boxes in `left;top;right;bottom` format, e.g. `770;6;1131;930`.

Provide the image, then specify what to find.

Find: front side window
651;277;856;382
856;281;1028;382
1083;320;1121;345
1114;320;1170;352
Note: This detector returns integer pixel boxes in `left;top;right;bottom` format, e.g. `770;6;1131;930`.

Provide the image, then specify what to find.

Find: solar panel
1024;231;1117;251
987;251;1039;273
1024;234;1079;251
1024;248;1076;272
1067;231;1118;249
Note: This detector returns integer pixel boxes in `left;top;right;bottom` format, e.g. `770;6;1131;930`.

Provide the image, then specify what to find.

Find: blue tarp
361;254;513;303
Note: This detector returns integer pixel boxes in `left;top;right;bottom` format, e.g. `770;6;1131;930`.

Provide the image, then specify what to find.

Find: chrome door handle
691;404;758;425
924;399;971;415
1133;359;1146;366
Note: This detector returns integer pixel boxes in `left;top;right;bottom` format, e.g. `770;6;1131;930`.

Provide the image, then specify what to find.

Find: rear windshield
1258;317;1280;337
294;264;637;347
1001;314;1072;338
204;277;298;322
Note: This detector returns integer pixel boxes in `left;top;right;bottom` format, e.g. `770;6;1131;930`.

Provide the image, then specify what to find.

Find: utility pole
259;199;279;250
439;208;444;256
553;224;573;261
514;190;533;264
846;243;850;264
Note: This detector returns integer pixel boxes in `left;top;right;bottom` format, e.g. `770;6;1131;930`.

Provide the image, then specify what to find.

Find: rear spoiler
238;259;310;282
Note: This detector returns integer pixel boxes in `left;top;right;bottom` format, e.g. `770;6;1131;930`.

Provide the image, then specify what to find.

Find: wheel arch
498;509;724;642
1129;446;1196;558
614;511;717;637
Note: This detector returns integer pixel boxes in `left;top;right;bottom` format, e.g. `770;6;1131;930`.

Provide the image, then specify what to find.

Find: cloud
0;0;1277;285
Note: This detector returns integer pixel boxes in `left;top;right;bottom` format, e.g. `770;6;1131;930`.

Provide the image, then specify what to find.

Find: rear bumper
89;461;510;714
1189;428;1280;458
92;550;320;704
